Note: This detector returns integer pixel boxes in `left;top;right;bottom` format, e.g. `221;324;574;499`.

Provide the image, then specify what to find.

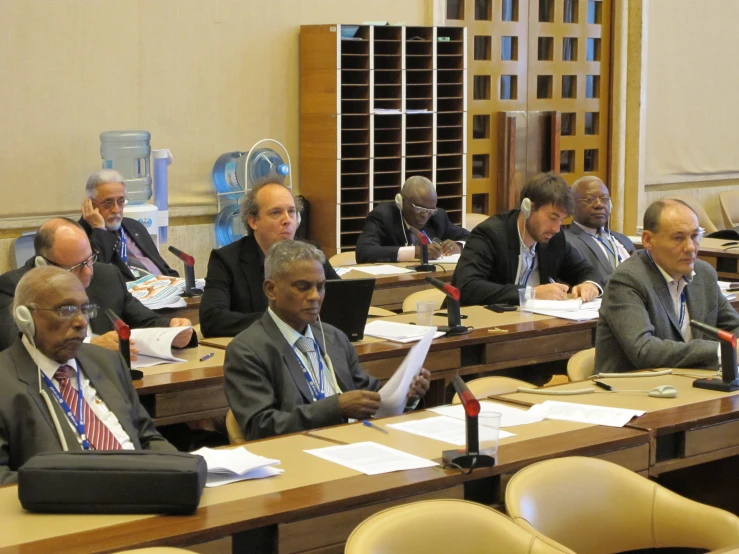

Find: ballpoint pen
199;352;215;362
362;420;389;434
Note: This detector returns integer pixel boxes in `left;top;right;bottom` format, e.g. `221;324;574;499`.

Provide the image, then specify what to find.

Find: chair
328;251;356;267
116;549;197;553
668;195;719;233
401;288;445;313
451;376;534;403
464;212;488;232
368;306;395;317
345;499;574;554
720;190;739;230
566;347;595;381
225;409;246;445
505;456;739;554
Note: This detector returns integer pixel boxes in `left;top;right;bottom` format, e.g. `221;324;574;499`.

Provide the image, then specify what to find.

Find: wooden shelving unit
300;24;467;256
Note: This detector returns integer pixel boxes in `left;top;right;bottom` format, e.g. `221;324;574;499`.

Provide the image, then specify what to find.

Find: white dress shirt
573;221;631;268
652;264;694;342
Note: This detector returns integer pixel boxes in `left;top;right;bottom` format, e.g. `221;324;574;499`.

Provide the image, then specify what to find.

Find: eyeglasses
45;252;98;274
404;198;438;216
30;303;99;320
578;196;613;209
95;197;127;210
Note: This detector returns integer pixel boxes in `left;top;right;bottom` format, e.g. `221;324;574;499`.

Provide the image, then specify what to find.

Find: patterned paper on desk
126;274;206;310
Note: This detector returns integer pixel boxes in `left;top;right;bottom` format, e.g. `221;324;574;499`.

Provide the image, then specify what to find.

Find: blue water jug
214;204;245;247
212;148;289;199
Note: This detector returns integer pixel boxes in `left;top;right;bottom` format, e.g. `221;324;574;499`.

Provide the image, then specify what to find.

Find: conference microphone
425;276;460;301
168;246;202;297
689;320;739;391
405;226;436;272
423;277;469;335
105;309;143;381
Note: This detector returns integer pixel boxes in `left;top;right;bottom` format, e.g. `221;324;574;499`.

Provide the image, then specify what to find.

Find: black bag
18;451;207;514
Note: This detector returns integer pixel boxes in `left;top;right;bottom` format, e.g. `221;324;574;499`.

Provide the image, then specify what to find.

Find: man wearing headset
453;173;602;306
355;176;470;263
0;267;175;485
224;240;431;440
564;176;634;284
200;178;339;338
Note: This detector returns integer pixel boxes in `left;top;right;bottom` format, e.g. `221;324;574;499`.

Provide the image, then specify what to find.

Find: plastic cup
479;412;502;460
518;286;536;312
416;300;437;326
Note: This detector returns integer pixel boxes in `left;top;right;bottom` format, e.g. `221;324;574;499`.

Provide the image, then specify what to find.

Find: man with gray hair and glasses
224;240;430;440
564;176;634;284
79;169;178;281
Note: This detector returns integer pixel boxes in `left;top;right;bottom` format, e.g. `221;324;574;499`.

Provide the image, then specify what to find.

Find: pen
548;277;556;284
362;420;388;434
593;380;613;391
199;352;215;362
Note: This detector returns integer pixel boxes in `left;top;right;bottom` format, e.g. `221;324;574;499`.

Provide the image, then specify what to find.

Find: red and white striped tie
53;365;123;451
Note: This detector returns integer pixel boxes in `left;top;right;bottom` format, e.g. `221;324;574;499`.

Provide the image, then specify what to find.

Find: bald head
571;176;611;229
400;176;437;230
34;218;95;288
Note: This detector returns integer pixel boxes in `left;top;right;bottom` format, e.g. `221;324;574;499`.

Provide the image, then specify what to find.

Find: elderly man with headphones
0;266;175;485
452;173;602;306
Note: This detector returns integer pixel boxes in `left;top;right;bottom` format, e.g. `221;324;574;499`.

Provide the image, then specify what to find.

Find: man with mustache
452;172;601;305
596;199;739;373
0;267;176;485
80;169;178;281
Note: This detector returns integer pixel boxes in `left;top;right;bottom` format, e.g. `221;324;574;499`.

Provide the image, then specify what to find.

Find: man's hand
169;319;193;348
572;282;599;302
170;318;192;327
338;390;381;420
81;198;106;229
91;331;139;361
534;283;569;300
440;240;462;256
407;367;431;402
416;242;443;260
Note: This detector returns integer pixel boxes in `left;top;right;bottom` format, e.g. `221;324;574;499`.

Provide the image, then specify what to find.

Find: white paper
364;320;445;343
375;327;436;417
529;298;582;311
334;267;352;277
130;327;191;368
192;446;283;487
436;253;461;263
429;401;543;428
527;400;645;428
386;416;515;445
352;264;415;276
305;441;437;475
204;466;284;487
530;309;600;321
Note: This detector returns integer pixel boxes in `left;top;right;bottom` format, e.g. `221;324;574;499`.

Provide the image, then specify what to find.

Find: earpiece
34;256;47;268
396;193;410;247
296;210;302;228
395;193;404;211
520;198;532;220
14;305;35;339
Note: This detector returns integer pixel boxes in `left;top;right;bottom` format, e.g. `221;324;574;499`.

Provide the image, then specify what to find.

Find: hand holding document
305;441;437;475
192;446;283;487
130;327;193;368
527;400;645;428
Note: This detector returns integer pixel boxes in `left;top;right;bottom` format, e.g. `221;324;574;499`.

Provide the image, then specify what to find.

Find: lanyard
291;340;326;401
590;231;622;264
41;370;91;450
678;288;687;328
518;251;536;286
118;229;128;262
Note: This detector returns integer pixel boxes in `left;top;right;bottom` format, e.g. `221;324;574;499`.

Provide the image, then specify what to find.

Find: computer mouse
648;385;678;398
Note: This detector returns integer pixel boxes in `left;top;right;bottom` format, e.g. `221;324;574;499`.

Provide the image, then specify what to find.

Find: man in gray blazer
596;199;739;373
0;267;175;485
224;240;431;440
565;176;635;284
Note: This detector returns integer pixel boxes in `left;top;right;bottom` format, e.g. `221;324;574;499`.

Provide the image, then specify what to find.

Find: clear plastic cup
518;286;536;312
416;300;437;326
479;412;502;460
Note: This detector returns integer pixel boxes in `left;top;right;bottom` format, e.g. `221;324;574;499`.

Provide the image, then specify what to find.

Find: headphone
14;305;35;338
395;193;404;211
34;256;48;268
520;197;532;220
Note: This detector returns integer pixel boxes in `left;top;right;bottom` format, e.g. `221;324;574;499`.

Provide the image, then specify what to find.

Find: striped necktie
53;365;123;451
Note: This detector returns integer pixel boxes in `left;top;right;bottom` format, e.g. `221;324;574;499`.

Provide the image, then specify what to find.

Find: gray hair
13;266;74;314
264;240;325;281
570;176;605;195
240;177;302;234
401;176;435;199
34;218;85;257
85;169;126;198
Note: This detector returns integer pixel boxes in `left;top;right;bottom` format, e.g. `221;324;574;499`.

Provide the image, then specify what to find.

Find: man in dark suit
596;199;739;373
356;176;470;263
565;176;635;284
0;218;192;353
452;173;602;306
79;169;178;281
224;240;430;440
0;267;176;485
200;180;339;338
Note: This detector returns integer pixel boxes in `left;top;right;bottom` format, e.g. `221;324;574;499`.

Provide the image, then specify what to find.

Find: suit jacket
0;259;172;351
0;341;175;485
199;234;339;337
79;216;178;281
452;210;601;306
595;251;739;373
564;225;635;285
224;312;381;440
356;202;470;263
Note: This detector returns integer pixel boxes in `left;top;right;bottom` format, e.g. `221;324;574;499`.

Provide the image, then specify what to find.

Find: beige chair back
345;499;575;554
464;212;488;231
116;549;198;553
401;288;445;313
506;456;739;554
451;377;534;403
226;409;246;445
566;348;595;381
328;251;357;267
668;195;719;233
720;190;739;230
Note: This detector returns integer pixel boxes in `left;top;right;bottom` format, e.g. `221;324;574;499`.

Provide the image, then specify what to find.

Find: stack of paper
351;265;415;276
528;298;601;321
126;275;206;310
305;442;437;475
527;400;645;428
386;416;515;445
364;320;444;343
192;446;283;487
130;327;191;368
429;401;543;427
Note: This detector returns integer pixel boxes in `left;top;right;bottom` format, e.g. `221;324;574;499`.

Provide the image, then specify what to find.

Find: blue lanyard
588;231;622;263
518;251;536;286
41;370;90;450
678;288;687;328
291;340;326;401
118;229;128;262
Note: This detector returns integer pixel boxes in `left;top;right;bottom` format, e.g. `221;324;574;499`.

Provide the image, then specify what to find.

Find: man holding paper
224;240;431;440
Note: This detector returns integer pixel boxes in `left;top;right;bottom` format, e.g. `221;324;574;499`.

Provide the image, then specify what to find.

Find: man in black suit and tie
564;176;635;284
0;267;176;485
79;169;178;281
224;240;431;440
355;176;470;263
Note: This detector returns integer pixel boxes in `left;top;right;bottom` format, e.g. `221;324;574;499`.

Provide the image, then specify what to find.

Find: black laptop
320;278;376;342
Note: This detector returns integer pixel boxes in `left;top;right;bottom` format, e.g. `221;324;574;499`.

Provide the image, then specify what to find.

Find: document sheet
364;320;445;343
304;441;437;475
429;401;543;427
527;400;646;427
529;298;602;321
350;265;415;276
192;446;283;487
386;416;515;445
130;327;191;368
